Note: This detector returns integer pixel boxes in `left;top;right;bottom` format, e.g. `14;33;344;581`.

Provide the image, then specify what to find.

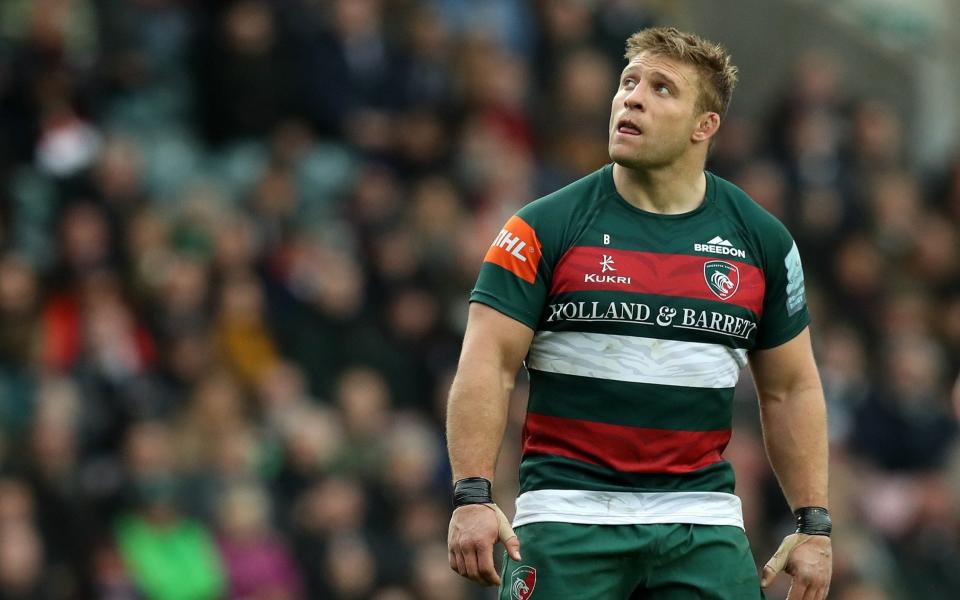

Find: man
446;27;832;600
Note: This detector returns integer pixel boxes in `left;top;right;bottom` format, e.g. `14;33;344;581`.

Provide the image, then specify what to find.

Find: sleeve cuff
469;290;540;331
753;314;810;350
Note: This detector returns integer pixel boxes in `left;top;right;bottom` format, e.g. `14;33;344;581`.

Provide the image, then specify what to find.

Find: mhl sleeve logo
484;214;542;284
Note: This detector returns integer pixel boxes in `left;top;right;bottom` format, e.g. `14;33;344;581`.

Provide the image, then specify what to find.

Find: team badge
510;566;537;600
703;260;740;301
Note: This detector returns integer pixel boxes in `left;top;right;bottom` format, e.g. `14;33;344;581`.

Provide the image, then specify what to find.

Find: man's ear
692;112;721;143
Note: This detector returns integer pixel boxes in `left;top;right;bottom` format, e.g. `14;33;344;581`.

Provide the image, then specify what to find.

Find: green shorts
498;522;765;600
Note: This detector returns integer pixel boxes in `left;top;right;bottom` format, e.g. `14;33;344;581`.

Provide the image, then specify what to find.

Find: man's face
608;52;707;169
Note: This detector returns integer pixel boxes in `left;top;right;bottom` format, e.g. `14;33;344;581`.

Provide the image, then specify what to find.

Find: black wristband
453;477;493;507
794;506;832;537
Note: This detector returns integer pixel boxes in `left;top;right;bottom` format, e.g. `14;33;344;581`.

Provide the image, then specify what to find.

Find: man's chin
609;149;651;170
610;143;680;171
609;145;633;165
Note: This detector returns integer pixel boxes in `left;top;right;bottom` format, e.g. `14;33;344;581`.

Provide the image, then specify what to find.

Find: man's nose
623;85;645;111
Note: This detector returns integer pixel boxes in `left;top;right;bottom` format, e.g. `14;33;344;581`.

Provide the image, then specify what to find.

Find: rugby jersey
470;164;809;529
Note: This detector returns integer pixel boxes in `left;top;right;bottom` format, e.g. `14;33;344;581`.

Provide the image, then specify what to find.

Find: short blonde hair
625;27;739;116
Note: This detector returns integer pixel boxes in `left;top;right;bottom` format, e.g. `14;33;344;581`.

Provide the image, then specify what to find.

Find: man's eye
622;78;636;88
655;84;670;95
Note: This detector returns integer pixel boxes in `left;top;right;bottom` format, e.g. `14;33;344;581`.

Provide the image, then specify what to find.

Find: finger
800;582;820;600
759;565;777;588
763;533;804;587
476;542;501;586
791;582;808;600
454;549;467;578
504;534;522;562
463;543;481;583
765;541;793;575
486;503;519;546
813;581;830;600
449;549;458;572
785;581;808;600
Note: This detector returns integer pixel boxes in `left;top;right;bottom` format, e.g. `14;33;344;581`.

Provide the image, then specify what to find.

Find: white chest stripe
527;331;746;389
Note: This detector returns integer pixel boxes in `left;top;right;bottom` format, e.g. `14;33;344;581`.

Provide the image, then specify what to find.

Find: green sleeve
469;202;562;330
754;225;811;350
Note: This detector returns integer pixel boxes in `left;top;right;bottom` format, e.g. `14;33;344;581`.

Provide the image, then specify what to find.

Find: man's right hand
447;503;522;586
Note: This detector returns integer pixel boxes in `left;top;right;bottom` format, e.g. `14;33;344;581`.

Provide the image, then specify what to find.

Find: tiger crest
704;260;740;300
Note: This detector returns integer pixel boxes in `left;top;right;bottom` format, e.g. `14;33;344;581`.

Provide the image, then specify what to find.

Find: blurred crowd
0;0;958;599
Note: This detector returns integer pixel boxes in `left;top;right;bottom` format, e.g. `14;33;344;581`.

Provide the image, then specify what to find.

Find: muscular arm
447;302;534;481
446;302;533;586
748;327;828;510
749;327;832;598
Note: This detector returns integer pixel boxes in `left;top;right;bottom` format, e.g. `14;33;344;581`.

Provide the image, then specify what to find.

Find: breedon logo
694;235;747;258
703;260;740;301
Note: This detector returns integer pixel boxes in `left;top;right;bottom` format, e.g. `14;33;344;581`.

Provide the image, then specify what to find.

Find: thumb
486;503;521;561
759;565;777;588
504;533;522;561
761;533;803;588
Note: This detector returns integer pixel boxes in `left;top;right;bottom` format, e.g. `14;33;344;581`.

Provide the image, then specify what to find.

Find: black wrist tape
794;506;832;537
453;477;493;507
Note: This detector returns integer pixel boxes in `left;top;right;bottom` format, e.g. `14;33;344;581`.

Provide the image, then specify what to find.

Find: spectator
0;521;53;600
216;482;302;600
114;422;225;600
852;335;957;472
195;0;300;144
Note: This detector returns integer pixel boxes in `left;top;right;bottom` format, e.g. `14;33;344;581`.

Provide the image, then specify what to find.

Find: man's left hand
760;533;832;599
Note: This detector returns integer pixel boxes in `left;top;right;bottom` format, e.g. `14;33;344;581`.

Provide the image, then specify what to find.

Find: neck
612;156;707;215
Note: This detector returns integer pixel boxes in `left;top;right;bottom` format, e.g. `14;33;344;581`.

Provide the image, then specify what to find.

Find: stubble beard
609;135;686;171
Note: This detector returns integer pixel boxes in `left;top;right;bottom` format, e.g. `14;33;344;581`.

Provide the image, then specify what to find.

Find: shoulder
709;173;794;255
513;165;609;262
518;165;609;226
710;173;787;233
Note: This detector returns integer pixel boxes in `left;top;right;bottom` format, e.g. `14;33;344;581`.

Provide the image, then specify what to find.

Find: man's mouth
616;118;642;135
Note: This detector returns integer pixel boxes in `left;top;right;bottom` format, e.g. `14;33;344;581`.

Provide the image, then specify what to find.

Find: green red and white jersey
471;164;809;529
